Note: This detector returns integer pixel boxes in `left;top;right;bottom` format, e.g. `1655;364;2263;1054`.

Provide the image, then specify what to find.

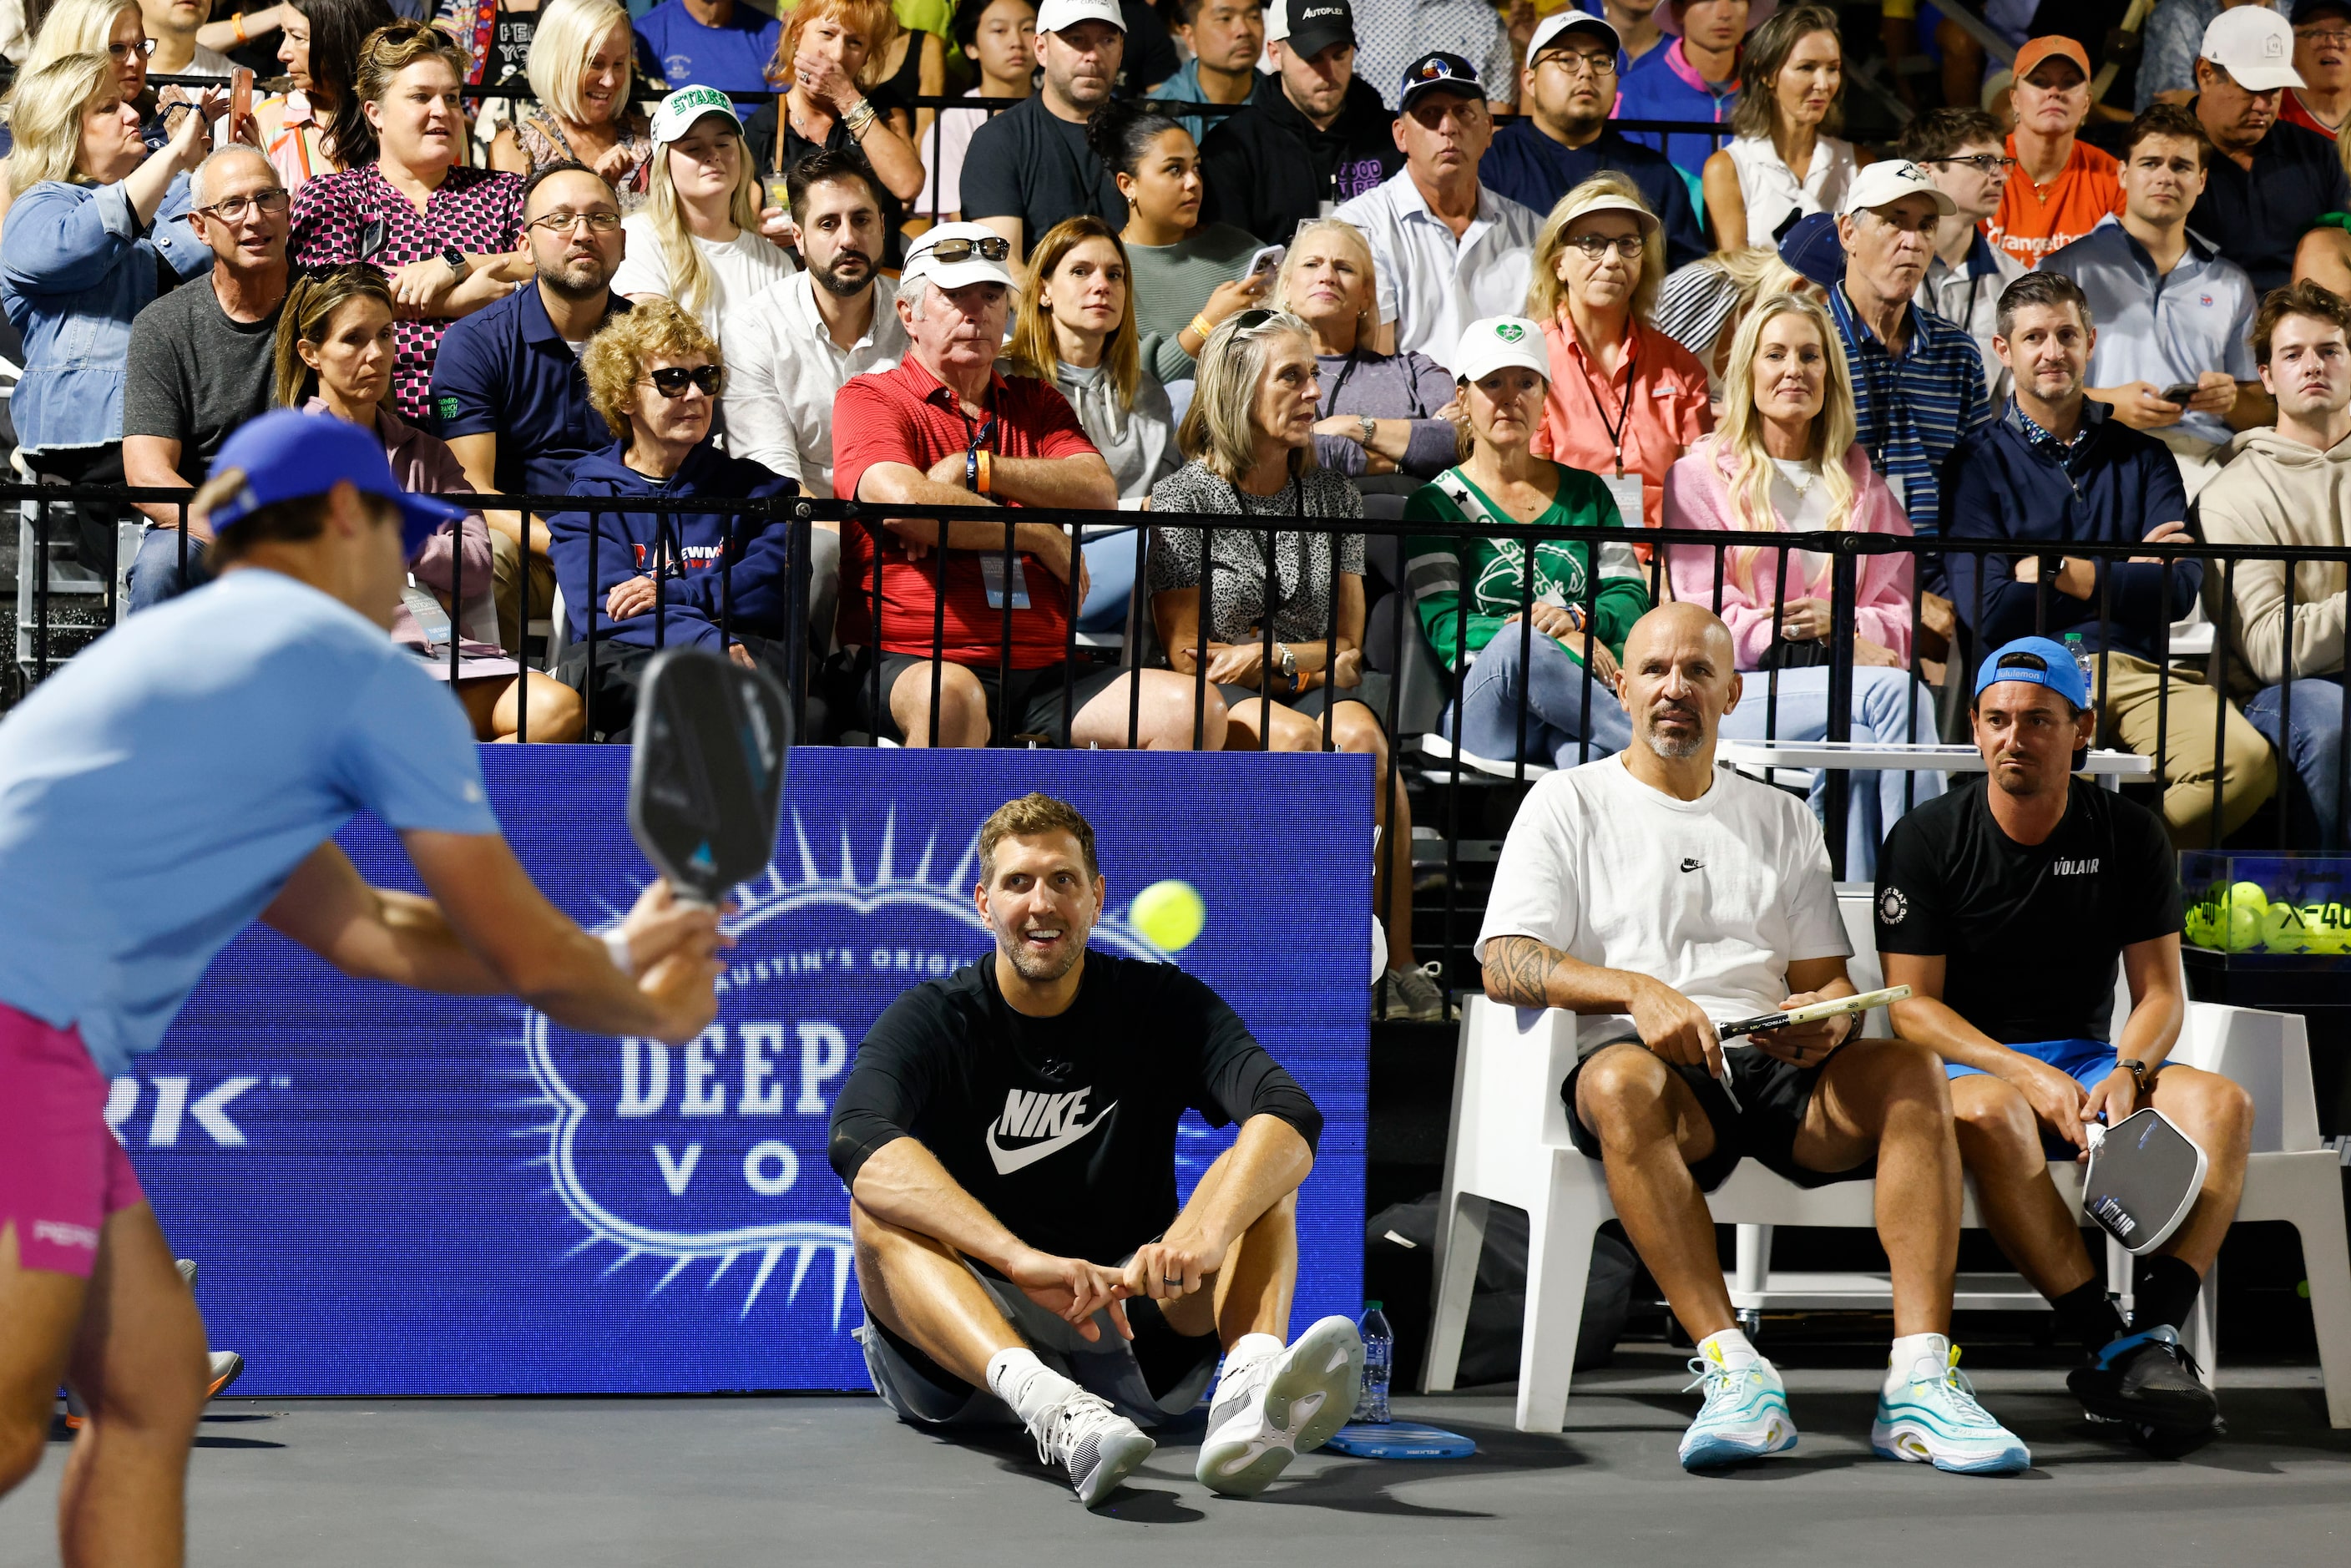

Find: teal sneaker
1677;1346;1798;1470
1873;1340;2030;1475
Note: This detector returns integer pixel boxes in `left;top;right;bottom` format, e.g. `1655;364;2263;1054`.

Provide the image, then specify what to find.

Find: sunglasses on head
921;235;1012;265
644;365;723;397
1229;308;1283;333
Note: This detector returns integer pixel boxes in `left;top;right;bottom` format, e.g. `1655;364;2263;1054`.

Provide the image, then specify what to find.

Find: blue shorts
1946;1037;2117;1090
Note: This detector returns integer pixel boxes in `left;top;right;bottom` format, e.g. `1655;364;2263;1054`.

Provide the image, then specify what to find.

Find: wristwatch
1358;415;1377;445
1275;643;1298;685
442;245;470;281
2117;1058;2150;1085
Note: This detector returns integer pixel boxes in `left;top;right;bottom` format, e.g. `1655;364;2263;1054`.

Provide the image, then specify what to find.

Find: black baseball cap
2293;0;2351;24
1285;0;1355;57
1399;51;1481;109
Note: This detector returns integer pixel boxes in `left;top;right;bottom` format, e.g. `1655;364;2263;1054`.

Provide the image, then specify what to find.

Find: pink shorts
0;1001;144;1277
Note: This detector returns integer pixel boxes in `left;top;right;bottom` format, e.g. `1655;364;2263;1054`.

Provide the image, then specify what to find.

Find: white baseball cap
1035;0;1125;33
1452;316;1550;385
2202;4;2304;93
901;222;1018;291
649;84;741;146
1839;158;1959;218
1528;11;1620;62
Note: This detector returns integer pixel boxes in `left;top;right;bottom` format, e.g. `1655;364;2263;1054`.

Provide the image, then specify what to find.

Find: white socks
1886;1332;1951;1395
1696;1328;1761;1370
987;1347;1079;1426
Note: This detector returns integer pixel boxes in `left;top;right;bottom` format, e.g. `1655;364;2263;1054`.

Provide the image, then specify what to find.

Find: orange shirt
1984;134;2123;270
1531;315;1713;533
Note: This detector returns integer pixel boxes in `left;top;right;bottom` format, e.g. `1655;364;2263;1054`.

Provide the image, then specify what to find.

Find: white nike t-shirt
1476;754;1851;1056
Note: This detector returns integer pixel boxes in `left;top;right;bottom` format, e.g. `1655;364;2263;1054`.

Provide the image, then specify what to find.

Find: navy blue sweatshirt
1939;399;2201;663
548;441;797;651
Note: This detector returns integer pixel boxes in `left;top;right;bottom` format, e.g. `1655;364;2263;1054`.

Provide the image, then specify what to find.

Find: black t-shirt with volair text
1874;776;2180;1044
827;950;1321;1264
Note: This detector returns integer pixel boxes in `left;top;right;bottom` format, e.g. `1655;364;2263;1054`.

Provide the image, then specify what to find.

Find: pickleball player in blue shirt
0;410;728;1567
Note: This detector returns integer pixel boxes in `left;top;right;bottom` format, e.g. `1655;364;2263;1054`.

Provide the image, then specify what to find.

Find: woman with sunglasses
1525;173;1712;534
547;299;799;740
274;265;585;741
1145;308;1434;1022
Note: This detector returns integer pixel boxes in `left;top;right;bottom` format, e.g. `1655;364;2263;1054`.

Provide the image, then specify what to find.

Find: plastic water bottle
2064;632;2095;691
1353;1301;1393;1424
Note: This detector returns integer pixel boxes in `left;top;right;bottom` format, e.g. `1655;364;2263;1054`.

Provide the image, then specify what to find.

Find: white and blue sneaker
1196;1318;1365;1497
1677;1344;1798;1469
1872;1338;2030;1475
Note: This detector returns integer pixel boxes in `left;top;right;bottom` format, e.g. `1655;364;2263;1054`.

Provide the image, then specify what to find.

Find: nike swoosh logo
985;1100;1119;1175
1681;858;1705;873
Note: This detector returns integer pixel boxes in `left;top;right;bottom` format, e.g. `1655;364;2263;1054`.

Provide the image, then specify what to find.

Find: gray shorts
857;1259;1221;1429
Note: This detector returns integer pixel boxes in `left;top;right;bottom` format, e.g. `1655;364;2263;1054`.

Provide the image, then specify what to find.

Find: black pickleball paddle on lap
627;648;791;907
2082;1107;2209;1256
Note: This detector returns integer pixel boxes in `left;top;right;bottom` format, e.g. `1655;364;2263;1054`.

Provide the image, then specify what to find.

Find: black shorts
864;652;1124;744
1560;1041;1878;1193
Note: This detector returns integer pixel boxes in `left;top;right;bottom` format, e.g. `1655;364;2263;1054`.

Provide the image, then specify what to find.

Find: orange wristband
975;448;992;495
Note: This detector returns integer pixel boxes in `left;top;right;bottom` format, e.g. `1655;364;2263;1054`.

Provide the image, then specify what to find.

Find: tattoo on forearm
1484;936;1566;1008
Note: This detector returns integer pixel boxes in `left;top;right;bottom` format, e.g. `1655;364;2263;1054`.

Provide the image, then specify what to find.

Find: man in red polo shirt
832;223;1216;749
1985;37;2124;269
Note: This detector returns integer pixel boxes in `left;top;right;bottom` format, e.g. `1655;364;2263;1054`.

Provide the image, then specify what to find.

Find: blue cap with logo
1399;51;1481;109
1974;635;2089;709
204;408;468;554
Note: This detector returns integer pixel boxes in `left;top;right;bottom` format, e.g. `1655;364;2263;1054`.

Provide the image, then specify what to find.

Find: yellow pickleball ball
2262;901;2313;953
1130;879;1206;951
2226;881;2269;952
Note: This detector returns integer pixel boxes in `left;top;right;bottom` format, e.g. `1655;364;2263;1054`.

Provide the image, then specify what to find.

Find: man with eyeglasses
1481;12;1706;268
1195;0;1401;243
2284;0;2351;133
2189;4;2351;292
121;147;292;614
432;163;633;653
1984;36;2123;271
1898;108;2025;404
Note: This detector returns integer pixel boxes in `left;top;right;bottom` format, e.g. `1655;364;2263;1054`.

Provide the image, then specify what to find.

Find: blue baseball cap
204;409;467;554
1399;51;1481;109
1777;211;1845;288
1974;635;2089;709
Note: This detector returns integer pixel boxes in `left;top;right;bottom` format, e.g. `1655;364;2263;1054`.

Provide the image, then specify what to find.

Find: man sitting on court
1876;637;2254;1457
827;792;1362;1508
1479;602;2030;1475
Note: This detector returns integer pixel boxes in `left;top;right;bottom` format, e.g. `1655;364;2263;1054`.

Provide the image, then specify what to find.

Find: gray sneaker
1029;1387;1155;1508
1196;1316;1366;1497
1376;962;1446;1023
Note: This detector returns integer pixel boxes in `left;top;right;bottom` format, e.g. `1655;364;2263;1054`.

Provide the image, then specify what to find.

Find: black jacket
1198;73;1403;244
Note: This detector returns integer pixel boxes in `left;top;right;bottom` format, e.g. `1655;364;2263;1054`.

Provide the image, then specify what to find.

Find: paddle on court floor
627;648;792;908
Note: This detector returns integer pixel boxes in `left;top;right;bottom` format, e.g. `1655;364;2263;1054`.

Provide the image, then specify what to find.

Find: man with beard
829;792;1361;1508
720;151;902;647
1195;0;1401;241
432;163;635;650
1478;603;2026;1475
963;0;1130;266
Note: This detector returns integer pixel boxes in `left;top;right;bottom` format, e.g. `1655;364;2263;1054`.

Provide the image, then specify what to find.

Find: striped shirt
1827;282;1989;549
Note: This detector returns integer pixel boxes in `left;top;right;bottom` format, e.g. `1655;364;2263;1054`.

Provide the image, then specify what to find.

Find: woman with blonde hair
1525;172;1712;533
275;264;584;741
1;0;148;218
743;0;924;258
1653;243;1815;402
1662;289;1939;873
1274;218;1461;484
1701;3;1862;249
486;0;652;206
609;86;795;336
547;300;797;737
1146;308;1433;1021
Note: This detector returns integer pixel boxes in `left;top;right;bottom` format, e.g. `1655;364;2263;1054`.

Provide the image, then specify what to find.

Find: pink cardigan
1662;434;1918;669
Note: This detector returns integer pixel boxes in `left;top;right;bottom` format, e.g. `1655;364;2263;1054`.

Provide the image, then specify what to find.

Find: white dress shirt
718;270;908;499
1335;169;1542;365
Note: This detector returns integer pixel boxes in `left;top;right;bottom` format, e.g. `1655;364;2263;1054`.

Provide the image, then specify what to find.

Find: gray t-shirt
121;275;286;480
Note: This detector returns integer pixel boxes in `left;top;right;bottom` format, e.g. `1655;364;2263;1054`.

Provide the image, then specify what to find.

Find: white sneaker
1677;1350;1798;1469
1196;1317;1365;1496
1376;963;1446;1023
1873;1341;2030;1475
1028;1387;1155;1508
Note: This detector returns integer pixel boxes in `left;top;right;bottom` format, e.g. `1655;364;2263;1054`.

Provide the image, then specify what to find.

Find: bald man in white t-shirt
1477;603;2025;1477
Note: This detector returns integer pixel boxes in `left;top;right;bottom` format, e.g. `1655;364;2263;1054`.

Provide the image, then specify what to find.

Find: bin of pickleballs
2180;852;2351;1009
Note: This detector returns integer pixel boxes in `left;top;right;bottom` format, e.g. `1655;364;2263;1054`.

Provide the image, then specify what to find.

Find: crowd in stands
3;0;2351;1019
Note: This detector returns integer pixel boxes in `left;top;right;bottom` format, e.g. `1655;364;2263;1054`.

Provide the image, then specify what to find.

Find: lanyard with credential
1582;331;1640;478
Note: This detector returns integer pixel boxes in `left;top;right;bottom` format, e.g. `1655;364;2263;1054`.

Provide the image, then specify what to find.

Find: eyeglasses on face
1934;153;2016;175
1565;232;1645;260
526;209;624;233
107;38;156;58
2298;26;2351;43
921;235;1013;264
643;365;723;397
194;188;291;222
1540;50;1616;78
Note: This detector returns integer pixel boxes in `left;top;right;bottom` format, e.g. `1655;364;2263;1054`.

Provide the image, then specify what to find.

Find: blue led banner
119;747;1371;1395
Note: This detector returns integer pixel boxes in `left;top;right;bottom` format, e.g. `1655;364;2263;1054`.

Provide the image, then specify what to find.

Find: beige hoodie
2196;425;2350;696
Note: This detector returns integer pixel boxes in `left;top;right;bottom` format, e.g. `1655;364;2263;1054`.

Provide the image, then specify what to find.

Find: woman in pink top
1524;174;1713;536
1662;288;1942;873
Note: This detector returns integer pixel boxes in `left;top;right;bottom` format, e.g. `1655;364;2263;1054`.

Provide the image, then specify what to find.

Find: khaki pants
2096;650;2277;847
490;526;559;657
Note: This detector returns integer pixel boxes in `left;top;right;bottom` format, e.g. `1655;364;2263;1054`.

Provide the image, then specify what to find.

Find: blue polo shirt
1479;119;1708;270
635;0;781;103
1942;398;2200;666
1614;38;1735;182
2043;220;2257;448
1828;281;1990;562
430;284;633;501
